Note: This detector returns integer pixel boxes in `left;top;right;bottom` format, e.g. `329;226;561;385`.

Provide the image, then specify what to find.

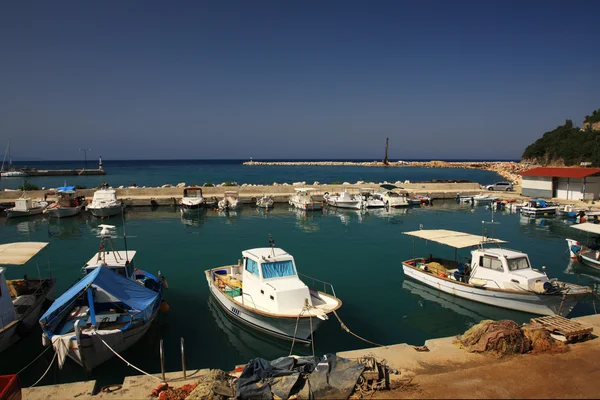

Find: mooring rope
93;331;163;382
16;345;53;376
332;310;386;348
29;351;57;388
289;308;306;356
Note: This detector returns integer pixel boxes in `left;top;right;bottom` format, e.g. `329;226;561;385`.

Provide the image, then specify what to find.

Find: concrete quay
22;314;600;399
0;182;495;207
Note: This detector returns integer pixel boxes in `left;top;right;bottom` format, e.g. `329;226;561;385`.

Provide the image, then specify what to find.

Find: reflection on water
293;208;322;233
402;279;535;324
564;259;600;284
180;208;208;227
325;208;363;225
47;217;86;240
207;296;300;360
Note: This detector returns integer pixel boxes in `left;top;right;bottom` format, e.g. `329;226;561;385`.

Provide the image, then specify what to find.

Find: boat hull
402;264;585;317
45;204;85;218
325;199;362;210
206;275;322;343
566;238;600;270
6;207;46;219
87;204;123;218
520;207;557;217
289;200;322;211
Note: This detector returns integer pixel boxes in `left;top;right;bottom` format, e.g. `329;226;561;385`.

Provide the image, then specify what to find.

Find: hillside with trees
521;111;600;166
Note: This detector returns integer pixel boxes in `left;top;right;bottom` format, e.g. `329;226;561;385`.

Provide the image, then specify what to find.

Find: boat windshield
507;257;530;271
261;260;296;279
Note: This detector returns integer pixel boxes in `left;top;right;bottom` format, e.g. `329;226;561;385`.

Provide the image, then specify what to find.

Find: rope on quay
94;332;163;382
16;345;53;375
29;351;57;388
332;310;386;348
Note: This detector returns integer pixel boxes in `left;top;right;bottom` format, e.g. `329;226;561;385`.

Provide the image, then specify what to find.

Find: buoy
160;300;170;313
471;209;475;213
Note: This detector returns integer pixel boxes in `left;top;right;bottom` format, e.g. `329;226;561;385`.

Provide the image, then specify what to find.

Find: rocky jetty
244;160;534;185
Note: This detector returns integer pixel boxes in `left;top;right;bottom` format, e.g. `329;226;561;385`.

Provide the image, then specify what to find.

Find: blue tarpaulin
57;186;76;192
40;266;158;326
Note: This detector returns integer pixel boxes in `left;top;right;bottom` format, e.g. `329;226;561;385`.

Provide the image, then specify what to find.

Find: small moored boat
255;195;274;210
520;199;558;217
179;187;205;213
0;242;55;354
218;191;240;211
205;240;342;343
566;222;600;271
87;184;123;218
39;225;166;371
288;188;322;211
323;189;364;210
5;196;48;219
402;229;590;316
44;186;87;218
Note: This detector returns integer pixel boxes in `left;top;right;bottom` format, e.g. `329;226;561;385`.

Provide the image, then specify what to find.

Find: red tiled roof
520;167;600;178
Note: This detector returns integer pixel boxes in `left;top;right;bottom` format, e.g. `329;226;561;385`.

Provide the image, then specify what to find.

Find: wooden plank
530;316;593;337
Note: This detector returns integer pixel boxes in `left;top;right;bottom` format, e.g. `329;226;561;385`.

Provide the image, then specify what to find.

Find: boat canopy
40;266;158;326
0;242;48;265
403;229;506;249
380;184;402;190
57;186;76;193
571;223;600;235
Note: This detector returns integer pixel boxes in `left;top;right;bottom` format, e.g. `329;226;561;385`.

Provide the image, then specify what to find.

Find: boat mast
383;138;389;166
1;139;9;172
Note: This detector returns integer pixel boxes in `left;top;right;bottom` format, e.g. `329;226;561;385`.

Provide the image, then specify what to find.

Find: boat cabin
466;248;551;292
240;248;311;313
56;186;84;207
183;187;203;198
91;188;117;203
224;191;239;198
13;198;33;211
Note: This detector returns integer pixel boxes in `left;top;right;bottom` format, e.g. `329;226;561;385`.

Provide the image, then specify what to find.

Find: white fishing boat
360;188;386;208
218;191;241;211
179;187;205;213
0;139;27;178
0;242;55;354
323;189;364;210
402;229;590;316
39;225;166;371
255;195;274;210
520;199;558;217
86;184;123;218
44;186;87;218
288;188;322;211
566;223;600;271
205;241;342;343
472;194;499;204
375;189;409;208
5;196;48;219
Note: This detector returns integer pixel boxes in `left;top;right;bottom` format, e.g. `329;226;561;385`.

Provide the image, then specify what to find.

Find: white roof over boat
85;251;137;267
481;248;526;258
571;223;600;235
242;247;292;261
403;229;506;249
0;242;48;265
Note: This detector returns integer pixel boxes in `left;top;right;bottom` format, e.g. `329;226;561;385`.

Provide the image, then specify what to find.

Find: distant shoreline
243;160;532;184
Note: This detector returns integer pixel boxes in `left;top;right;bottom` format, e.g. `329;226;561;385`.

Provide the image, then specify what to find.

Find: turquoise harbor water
0;201;599;387
0;159;507;190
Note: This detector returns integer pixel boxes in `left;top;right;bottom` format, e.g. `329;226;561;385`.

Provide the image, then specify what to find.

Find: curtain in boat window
246;258;259;276
261;261;296;279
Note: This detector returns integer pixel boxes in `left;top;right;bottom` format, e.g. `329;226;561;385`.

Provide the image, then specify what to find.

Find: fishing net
522;323;568;355
456;320;531;356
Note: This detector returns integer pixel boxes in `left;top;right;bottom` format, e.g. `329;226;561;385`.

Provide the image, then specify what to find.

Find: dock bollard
160;339;166;382
181;337;186;379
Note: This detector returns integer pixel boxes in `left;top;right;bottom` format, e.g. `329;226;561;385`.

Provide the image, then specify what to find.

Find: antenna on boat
269;234;275;256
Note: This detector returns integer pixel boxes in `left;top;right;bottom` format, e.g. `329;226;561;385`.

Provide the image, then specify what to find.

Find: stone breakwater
243;160;534;185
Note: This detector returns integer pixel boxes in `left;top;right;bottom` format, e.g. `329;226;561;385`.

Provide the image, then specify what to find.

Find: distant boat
0;139;27;178
255;195;274;210
323;189;364;210
218;191;241;211
179;187;205;213
520;199;558;217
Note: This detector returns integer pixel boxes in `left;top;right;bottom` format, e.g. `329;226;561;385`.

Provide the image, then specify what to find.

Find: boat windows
507;257;530;271
261;260;296;279
479;256;503;272
246;258;259;276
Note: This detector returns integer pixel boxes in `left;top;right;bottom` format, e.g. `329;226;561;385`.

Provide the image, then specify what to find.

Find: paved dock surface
23;314;600;399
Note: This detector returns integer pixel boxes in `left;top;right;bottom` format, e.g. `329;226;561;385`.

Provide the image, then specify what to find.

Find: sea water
0;202;597;386
0;159;508;190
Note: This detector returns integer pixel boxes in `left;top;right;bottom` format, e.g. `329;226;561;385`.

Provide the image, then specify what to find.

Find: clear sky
1;0;599;161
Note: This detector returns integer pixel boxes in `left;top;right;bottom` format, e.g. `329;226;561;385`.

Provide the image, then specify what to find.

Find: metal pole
79;148;91;170
181;337;186;379
160;339;166;382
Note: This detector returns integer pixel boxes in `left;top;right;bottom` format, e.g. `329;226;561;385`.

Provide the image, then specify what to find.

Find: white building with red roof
520;167;600;200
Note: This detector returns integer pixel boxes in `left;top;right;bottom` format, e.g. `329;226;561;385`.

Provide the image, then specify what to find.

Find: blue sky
1;0;599;160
